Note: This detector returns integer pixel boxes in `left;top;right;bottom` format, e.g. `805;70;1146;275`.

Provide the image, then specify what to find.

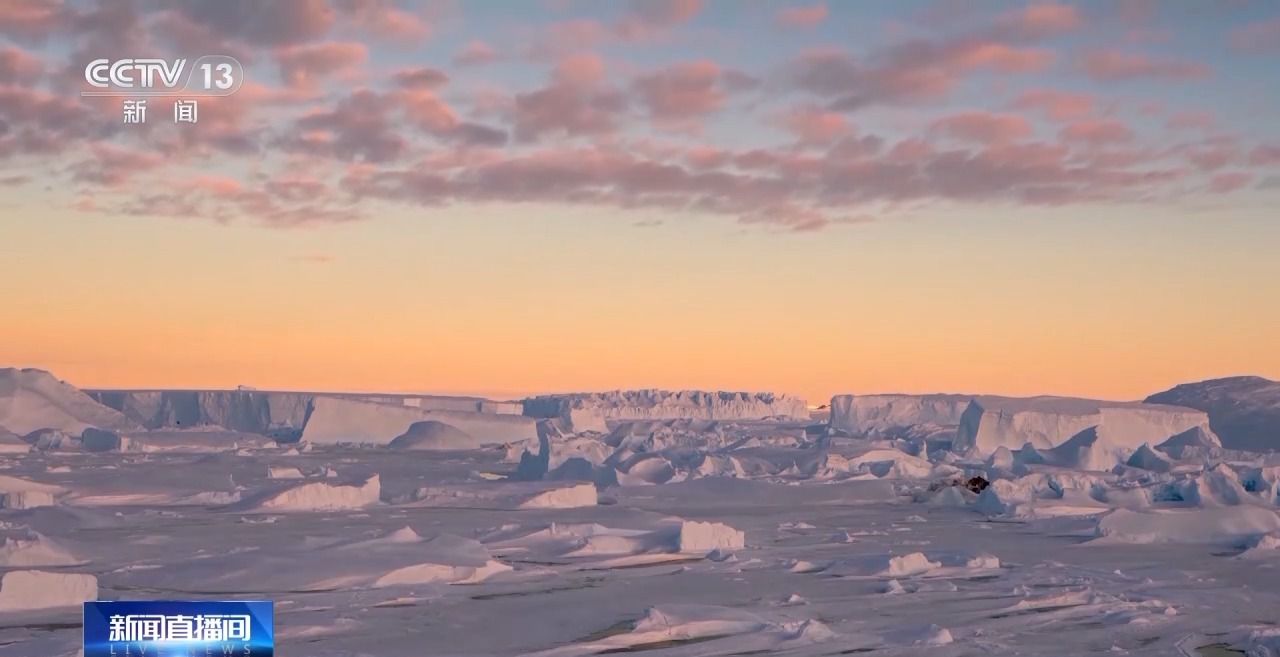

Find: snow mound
0;531;81;567
525;604;833;657
1126;443;1174;472
267;466;305;480
676;521;746;554
926;485;973;507
514;435;612;482
1155;425;1223;459
954;396;1212;456
0;570;97;612
1095;506;1280;545
388;421;477;450
486;518;745;564
1146;375;1280;451
517;483;598;509
1238;533;1280;559
0;429;29;454
975;474;1109;519
401;481;598;510
0;368;134;436
839;448;936;479
825;552;941;578
1150;464;1253;507
884;624;954;646
116;525;513;593
0;475;65;509
615;455;677;486
523;390;808;433
301;397;536;445
372;560;511;587
243;475;380;512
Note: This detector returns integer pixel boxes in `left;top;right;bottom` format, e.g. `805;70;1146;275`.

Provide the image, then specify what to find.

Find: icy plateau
2;367;1280;656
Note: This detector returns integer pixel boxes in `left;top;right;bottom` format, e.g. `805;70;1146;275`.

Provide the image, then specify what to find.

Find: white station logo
81;55;241;96
85;58;187;89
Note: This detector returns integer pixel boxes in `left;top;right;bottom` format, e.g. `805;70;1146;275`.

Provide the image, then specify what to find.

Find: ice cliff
828;394;974;436
89;388;523;438
88;389;311;437
953;396;1213;456
523;390;809;433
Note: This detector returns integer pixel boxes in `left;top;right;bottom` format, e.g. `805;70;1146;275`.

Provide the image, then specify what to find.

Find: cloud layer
1;0;1277;231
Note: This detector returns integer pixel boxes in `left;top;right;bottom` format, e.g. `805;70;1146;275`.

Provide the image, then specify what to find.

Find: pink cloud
148;10;255;66
1208;171;1253;194
951;42;1054;72
630;0;702;25
533;1;704;55
792;38;1053;110
932;111;1034;144
1177;137;1240;171
777;4;828;28
1081;50;1210;81
289;89;408;162
685;145;728;169
1060;119;1135;145
1248;145;1280;167
174;0;337;46
392;67;449;89
284;84;505;157
994;2;1083;39
276;42;368;88
0;46;43;83
614;0;703;42
396;87;459;133
781;106;850;144
555;53;608;86
454;40;499;66
633;60;750;122
184;175;246;197
0;85;100;156
886;138;936;164
0;0;66;41
1231;18;1280;53
115;172;360;228
1012;88;1094;122
338;0;430;41
530;19;612;57
4;1;1268;233
326;125;1204;232
512;57;625;140
69;143;165;187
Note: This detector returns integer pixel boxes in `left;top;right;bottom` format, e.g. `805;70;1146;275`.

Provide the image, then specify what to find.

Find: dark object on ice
81;427;123;452
965;476;990;494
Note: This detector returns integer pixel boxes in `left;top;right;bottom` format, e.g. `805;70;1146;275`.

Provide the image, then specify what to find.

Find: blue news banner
84;600;273;656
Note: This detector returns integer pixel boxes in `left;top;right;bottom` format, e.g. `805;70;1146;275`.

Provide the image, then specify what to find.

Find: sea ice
0;570;97;612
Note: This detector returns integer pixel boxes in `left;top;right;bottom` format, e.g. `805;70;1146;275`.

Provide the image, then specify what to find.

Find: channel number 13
200;62;235;90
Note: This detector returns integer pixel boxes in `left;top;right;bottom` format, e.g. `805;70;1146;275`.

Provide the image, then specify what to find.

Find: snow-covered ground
3;369;1280;656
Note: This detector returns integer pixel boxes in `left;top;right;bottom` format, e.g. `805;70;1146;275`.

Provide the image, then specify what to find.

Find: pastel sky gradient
2;0;1278;403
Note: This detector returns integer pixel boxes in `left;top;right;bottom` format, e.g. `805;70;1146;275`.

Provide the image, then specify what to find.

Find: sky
1;0;1278;404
